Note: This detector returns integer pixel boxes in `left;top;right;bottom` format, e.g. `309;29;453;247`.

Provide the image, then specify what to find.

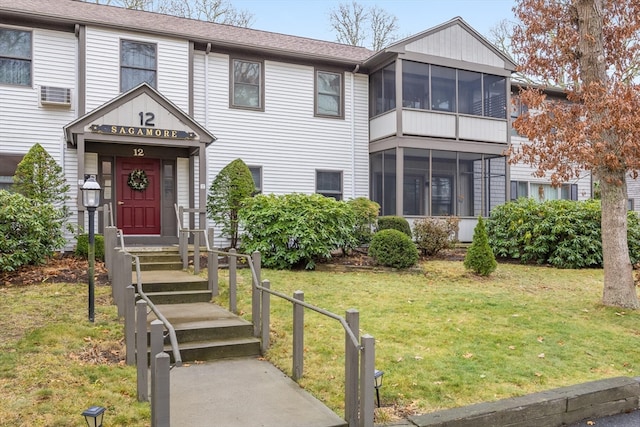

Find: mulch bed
0;253;109;287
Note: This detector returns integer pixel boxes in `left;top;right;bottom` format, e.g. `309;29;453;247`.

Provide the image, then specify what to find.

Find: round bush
368;229;419;269
75;234;105;261
376;216;412;237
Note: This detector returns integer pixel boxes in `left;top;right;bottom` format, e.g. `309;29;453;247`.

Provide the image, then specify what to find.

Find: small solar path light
81;406;106;427
81;176;101;322
374;369;384;408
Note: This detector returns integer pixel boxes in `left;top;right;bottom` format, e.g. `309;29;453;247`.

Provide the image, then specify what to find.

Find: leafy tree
464;217;497;276
206;158;255;249
13;143;70;222
82;0;254;27
511;0;640;308
329;1;398;51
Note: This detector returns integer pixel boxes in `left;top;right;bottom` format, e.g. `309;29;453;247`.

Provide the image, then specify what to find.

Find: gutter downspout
351;64;360;200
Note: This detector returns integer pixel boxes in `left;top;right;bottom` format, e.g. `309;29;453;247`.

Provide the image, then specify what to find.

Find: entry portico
64;83;216;244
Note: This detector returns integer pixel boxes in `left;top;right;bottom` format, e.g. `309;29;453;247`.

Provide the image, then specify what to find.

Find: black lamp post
81;176;101;323
82;406;106;427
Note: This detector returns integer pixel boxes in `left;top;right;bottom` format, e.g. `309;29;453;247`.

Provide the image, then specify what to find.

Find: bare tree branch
329;0;368;46
369;5;398;51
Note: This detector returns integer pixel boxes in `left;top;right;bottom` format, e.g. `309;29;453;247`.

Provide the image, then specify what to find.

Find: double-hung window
232;59;262;109
248;166;262;194
316;170;343;200
0;28;32;86
316;70;342;117
120;40;156;92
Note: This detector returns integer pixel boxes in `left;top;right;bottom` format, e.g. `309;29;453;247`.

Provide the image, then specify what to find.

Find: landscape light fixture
374;369;384;408
81;176;101;322
81;405;106;427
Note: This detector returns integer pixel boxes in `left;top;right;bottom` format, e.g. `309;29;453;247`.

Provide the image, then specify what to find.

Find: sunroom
364;18;516;241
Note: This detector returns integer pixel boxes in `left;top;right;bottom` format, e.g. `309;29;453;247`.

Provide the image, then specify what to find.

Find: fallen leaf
538;353;545;358
414;356;423;360
508;345;516;350
586;421;595;426
463;352;473;359
537;336;544;343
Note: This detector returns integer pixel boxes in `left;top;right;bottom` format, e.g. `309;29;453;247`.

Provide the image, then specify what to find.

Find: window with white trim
248;166;262;194
0;28;31;86
316;70;342;117
316;170;342;200
232;59;262;109
120;39;157;92
511;181;577;201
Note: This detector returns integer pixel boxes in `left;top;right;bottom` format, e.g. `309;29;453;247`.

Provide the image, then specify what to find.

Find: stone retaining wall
407;377;640;427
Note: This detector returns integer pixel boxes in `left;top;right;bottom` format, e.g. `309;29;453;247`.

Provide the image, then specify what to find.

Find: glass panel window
510;94;529;136
510;181;529;200
403;148;429;215
316;170;342;200
316;71;342;117
431;151;457;216
232;59;262;109
484;75;507;118
459;152;483;217
0;153;23;191
370;62;396;116
402;61;429;110
120;40;156;92
485;156;506;214
249;166;262;194
431;65;456;112
0;28;31;86
458;70;482;115
370;149;396;215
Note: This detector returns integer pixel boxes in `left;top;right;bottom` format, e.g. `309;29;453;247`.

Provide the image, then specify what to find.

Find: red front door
116;157;161;235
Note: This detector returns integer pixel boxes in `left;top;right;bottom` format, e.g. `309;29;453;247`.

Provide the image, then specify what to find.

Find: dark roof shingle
0;0;373;64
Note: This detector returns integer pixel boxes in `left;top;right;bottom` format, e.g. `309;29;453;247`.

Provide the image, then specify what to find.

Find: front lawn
224;261;640;421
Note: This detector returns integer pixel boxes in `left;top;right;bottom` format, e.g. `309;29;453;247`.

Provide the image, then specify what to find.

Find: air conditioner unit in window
39;86;72;107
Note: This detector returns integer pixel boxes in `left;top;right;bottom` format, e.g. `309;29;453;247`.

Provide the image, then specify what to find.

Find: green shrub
377;215;412;237
413;217;459;255
347;197;380;246
487;198;640;268
239;193;356;269
368;229;419;269
464;217;497;276
75;234;105;261
0;190;66;272
206;158;255;249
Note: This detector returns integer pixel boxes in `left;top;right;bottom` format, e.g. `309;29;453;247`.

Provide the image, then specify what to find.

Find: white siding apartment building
0;0;611;247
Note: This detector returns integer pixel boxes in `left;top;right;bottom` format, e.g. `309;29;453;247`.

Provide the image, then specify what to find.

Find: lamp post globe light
81;405;106;427
81;176;101;323
374;369;384;408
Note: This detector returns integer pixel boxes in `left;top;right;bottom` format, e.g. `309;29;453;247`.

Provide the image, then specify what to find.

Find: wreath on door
127;169;149;191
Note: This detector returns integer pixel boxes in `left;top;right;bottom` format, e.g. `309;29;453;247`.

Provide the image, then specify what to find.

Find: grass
217;261;640;419
2;260;639;425
0;283;148;427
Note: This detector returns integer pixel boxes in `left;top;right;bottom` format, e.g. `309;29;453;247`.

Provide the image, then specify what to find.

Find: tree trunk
576;0;639;309
599;176;639;308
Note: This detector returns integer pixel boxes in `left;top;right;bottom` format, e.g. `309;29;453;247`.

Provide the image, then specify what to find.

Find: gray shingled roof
0;0;373;64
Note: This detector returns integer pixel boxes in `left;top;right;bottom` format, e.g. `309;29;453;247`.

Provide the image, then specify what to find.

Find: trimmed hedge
368;229;419;269
377;216;412;237
487;198;640;268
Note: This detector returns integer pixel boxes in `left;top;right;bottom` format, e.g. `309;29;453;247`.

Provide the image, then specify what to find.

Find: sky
233;0;517;44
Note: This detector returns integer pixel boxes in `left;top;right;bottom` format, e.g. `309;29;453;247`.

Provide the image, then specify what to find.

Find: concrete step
137;261;184;271
171;337;262;362
133;253;182;264
142;290;212;305
141;280;208;293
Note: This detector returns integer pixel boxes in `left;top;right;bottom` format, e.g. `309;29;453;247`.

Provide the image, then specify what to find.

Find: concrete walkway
170;357;347;427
